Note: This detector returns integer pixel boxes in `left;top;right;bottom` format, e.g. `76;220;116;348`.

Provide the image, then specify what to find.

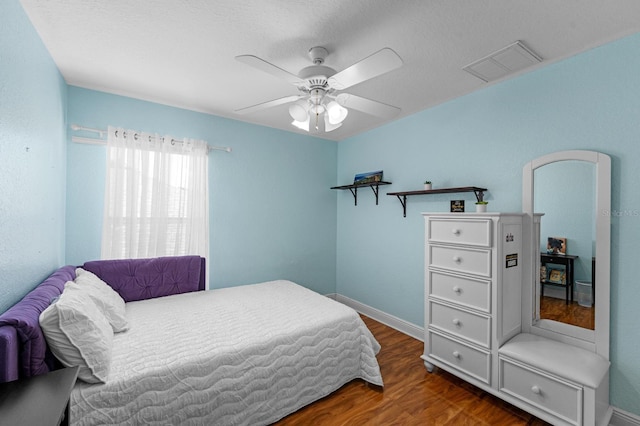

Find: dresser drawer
499;357;582;425
429;245;491;277
429;301;491;347
428;330;491;384
429;270;491;312
428;218;492;247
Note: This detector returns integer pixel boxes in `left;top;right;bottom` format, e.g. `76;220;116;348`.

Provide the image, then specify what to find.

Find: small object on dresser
450;200;465;212
424;180;432;190
475;201;488;212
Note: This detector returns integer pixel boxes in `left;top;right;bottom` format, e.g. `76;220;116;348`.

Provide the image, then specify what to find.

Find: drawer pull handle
452;229;461;235
453;286;461;294
452;351;461;359
452;318;461;326
531;385;541;395
452;256;461;263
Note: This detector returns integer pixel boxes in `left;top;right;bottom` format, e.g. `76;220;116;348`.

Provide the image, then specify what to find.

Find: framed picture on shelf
547;266;566;285
353;170;383;185
547;236;567;255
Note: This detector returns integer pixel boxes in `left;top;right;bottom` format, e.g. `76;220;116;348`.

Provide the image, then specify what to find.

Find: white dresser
421;212;611;426
421;213;524;389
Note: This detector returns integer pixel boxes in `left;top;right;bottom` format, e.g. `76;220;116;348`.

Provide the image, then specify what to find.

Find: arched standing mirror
522;150;610;359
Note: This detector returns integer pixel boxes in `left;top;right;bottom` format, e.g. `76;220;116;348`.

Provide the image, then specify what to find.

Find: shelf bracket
345;183;383;206
394;195;408;217
474;190;485;203
349;187;358;206
370;184;380;205
331;181;391;207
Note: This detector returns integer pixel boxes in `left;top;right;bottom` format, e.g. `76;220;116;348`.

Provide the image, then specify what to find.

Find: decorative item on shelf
475;201;488;212
547;265;567;285
450;200;465;212
546;236;567;255
423;180;432;190
331;172;391;207
354;170;383;185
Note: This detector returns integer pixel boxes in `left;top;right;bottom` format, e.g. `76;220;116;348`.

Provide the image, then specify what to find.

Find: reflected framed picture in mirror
546;236;566;255
547;266;566;284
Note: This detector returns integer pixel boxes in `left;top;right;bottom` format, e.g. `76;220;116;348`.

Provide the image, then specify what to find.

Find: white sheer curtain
101;126;209;263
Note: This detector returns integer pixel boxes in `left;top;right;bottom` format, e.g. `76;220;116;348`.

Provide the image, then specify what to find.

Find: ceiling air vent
463;41;542;83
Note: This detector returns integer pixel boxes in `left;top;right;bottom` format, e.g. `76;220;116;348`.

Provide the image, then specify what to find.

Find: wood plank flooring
276;316;550;425
540;295;594;330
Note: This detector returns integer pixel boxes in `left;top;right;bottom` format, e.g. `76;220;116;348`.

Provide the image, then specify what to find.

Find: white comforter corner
70;280;382;425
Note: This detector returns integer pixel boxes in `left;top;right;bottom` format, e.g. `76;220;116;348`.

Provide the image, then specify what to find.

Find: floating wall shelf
387;186;487;217
331;181;392;206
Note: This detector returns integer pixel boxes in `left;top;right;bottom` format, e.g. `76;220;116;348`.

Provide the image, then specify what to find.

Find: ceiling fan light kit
327;101;348;124
291;117;310;131
235;46;403;133
289;100;309;122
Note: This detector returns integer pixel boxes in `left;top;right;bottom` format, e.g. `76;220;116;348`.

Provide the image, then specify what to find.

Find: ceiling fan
234;46;403;132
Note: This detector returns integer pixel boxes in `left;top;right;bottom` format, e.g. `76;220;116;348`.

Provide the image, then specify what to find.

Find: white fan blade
336;93;400;119
235;95;302;115
328;48;403;90
236;55;305;86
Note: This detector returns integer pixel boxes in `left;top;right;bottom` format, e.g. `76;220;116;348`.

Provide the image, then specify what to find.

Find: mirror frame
522;150;610;359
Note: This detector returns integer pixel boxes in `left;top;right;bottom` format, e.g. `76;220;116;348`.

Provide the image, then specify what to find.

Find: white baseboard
333;294;424;341
329;293;638;426
610;408;640;426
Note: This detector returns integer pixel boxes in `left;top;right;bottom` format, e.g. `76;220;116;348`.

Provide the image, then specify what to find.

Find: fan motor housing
298;65;336;81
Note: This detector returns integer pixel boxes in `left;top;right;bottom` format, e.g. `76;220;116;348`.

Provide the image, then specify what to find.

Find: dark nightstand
0;366;79;426
540;252;578;304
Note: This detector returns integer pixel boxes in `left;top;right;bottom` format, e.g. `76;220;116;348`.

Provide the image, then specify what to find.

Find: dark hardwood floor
276;315;550;425
540;295;594;330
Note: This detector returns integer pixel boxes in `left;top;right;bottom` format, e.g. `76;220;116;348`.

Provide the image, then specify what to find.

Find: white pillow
39;287;113;383
73;268;129;332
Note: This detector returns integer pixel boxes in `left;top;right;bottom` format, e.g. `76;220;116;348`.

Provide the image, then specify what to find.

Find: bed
0;256;383;425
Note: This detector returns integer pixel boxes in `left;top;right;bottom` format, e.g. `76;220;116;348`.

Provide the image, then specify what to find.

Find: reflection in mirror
534;161;595;330
523;150;610;359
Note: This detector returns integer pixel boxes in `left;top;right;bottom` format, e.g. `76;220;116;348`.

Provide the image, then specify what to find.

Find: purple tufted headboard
81;255;206;302
0;256;205;383
0;266;75;383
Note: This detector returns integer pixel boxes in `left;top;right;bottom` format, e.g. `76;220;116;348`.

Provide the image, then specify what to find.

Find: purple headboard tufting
0;265;75;382
0;256;206;383
81;255;206;302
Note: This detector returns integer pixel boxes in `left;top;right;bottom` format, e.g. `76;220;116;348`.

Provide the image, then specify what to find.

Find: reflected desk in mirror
540;252;578;304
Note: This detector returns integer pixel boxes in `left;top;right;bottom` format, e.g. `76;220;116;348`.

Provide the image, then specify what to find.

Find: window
101;127;209;261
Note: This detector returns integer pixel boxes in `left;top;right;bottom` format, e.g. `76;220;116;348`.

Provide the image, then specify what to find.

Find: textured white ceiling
19;0;640;141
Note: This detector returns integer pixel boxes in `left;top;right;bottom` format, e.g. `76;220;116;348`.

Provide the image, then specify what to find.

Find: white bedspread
70;280;383;425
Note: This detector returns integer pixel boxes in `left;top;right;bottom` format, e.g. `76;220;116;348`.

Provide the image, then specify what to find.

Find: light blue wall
535;161;595;283
66;87;338;295
0;1;68;313
337;32;640;415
